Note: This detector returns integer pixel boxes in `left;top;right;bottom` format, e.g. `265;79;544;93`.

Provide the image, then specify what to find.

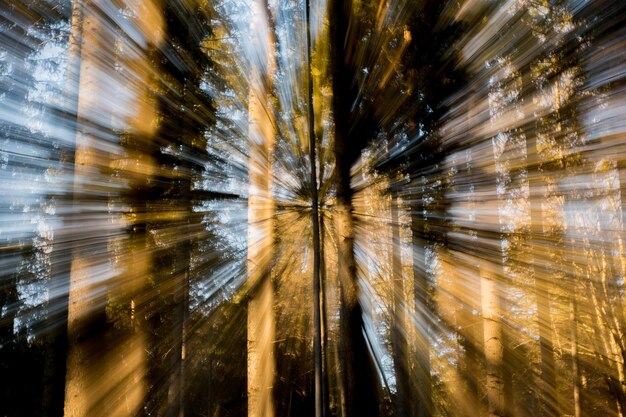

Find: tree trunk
247;2;276;416
305;0;324;414
332;143;381;417
64;2;160;415
480;262;504;417
390;189;410;417
334;181;380;417
526;117;559;417
42;2;84;413
570;292;581;417
460;308;483;417
63;6;110;415
411;192;433;417
329;1;381;414
319;213;330;417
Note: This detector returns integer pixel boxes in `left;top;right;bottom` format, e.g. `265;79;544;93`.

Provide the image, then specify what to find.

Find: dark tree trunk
305;0;324;415
390;190;409;417
42;2;84;414
410;208;433;417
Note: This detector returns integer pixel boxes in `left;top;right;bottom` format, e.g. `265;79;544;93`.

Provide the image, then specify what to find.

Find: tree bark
41;1;84;414
411;189;433;417
64;6;111;415
526;113;559;417
247;2;276;416
305;0;324;414
329;2;381;413
390;189;410;417
334;183;379;417
63;2;160;415
480;262;504;417
570;292;581;417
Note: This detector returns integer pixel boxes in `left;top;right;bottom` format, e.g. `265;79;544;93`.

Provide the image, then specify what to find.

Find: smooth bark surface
247;2;276;416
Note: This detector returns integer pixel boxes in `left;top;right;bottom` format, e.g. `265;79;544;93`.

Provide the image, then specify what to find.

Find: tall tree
43;0;83;414
329;1;381;416
305;0;324;415
141;2;215;415
246;1;276;416
64;1;162;415
389;183;410;417
524;3;586;413
402;3;466;416
480;261;504;417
